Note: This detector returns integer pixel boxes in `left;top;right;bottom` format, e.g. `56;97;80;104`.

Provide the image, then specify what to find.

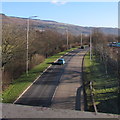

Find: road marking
13;52;69;104
51;49;88;110
51;51;74;103
51;72;64;103
13;64;54;104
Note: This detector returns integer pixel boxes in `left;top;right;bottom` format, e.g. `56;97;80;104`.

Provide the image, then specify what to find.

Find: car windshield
58;59;63;61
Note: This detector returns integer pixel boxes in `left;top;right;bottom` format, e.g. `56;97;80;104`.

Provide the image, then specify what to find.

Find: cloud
51;0;67;5
60;1;67;4
51;0;58;4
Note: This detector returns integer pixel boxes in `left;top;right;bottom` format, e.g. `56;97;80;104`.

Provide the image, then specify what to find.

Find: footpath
2;103;119;119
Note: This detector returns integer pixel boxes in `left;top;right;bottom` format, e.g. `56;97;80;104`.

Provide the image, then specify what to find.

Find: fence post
90;81;98;114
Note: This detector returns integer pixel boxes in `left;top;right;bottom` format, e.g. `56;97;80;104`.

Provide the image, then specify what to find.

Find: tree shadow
97;97;119;114
75;86;83;110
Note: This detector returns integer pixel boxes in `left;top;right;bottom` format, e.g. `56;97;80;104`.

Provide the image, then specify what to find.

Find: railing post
90;81;98;114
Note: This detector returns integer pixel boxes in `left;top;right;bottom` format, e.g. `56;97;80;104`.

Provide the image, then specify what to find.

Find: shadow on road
15;97;52;107
75;86;83;111
47;62;64;65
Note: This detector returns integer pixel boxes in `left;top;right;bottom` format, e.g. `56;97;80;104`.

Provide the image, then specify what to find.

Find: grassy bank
84;52;119;114
2;47;78;103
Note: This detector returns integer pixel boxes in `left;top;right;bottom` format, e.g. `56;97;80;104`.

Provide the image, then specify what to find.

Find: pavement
2;103;119;119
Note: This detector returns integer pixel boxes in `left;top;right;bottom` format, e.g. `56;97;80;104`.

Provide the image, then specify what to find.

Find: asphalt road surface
15;48;88;110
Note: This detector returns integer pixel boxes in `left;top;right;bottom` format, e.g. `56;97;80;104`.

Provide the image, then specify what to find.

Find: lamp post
90;29;92;61
66;29;68;50
26;16;38;76
81;32;83;46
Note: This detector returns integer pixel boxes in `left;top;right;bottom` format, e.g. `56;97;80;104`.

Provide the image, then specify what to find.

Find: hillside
1;14;118;36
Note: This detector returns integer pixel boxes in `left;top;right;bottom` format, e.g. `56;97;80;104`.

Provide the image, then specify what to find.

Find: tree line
3;22;118;91
2;23;89;90
92;28;119;79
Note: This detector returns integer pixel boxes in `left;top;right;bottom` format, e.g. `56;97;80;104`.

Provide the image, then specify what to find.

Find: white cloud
60;1;67;4
51;0;67;5
51;0;58;4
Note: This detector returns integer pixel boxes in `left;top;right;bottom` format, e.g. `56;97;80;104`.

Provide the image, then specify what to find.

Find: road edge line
13;64;52;104
51;72;64;103
81;49;89;111
13;52;70;104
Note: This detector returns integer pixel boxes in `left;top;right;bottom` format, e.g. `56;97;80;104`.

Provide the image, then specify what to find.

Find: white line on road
13;52;70;104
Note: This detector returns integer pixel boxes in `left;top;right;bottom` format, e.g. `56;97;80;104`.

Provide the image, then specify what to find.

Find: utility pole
81;32;83;46
66;29;68;50
90;29;92;61
26;18;30;76
26;16;38;76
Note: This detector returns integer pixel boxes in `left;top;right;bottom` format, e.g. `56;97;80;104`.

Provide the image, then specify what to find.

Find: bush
30;54;45;68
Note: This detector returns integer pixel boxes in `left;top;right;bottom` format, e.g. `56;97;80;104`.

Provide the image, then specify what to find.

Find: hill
1;13;118;36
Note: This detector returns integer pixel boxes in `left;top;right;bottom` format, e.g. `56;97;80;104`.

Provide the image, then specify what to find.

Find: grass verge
2;47;78;103
84;52;119;114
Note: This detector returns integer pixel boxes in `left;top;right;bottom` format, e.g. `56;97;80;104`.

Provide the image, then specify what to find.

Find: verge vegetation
84;52;119;114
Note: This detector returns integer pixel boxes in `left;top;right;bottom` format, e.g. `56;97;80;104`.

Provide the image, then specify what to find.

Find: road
15;48;88;110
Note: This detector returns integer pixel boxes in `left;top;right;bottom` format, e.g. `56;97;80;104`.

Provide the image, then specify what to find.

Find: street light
90;29;92;61
26;16;38;76
81;32;83;46
66;29;68;50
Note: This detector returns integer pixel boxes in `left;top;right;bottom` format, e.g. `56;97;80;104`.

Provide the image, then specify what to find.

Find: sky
2;2;118;28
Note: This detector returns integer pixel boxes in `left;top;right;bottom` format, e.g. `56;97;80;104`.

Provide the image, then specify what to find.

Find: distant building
108;42;120;47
